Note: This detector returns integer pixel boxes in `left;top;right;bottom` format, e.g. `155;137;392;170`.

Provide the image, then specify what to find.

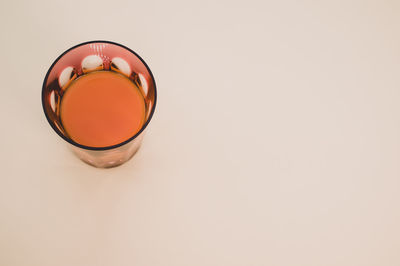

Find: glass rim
41;40;157;151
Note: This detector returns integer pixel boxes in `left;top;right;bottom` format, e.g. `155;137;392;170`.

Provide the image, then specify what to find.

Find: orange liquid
60;71;146;147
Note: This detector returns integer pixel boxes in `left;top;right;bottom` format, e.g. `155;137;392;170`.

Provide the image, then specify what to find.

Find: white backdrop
1;0;400;265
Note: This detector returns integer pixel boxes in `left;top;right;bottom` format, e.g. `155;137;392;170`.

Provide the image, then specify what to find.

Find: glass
42;41;157;168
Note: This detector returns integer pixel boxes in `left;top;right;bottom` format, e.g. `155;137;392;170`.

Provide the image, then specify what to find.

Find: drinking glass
42;40;157;168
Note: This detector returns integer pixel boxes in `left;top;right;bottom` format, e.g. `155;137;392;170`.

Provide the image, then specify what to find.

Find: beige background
1;0;400;265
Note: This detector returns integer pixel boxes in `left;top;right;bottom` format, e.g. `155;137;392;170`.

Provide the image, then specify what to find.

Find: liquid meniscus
60;71;146;147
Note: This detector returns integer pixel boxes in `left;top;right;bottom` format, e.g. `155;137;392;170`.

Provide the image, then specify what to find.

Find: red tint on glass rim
41;40;157;167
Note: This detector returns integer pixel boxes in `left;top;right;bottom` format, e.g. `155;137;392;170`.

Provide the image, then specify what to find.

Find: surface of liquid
60;71;146;147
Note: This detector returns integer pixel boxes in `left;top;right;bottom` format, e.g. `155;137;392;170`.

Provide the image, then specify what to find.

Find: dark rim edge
41;40;157;151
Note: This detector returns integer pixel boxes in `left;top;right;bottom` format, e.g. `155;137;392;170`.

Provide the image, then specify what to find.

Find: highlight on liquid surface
60;71;146;147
